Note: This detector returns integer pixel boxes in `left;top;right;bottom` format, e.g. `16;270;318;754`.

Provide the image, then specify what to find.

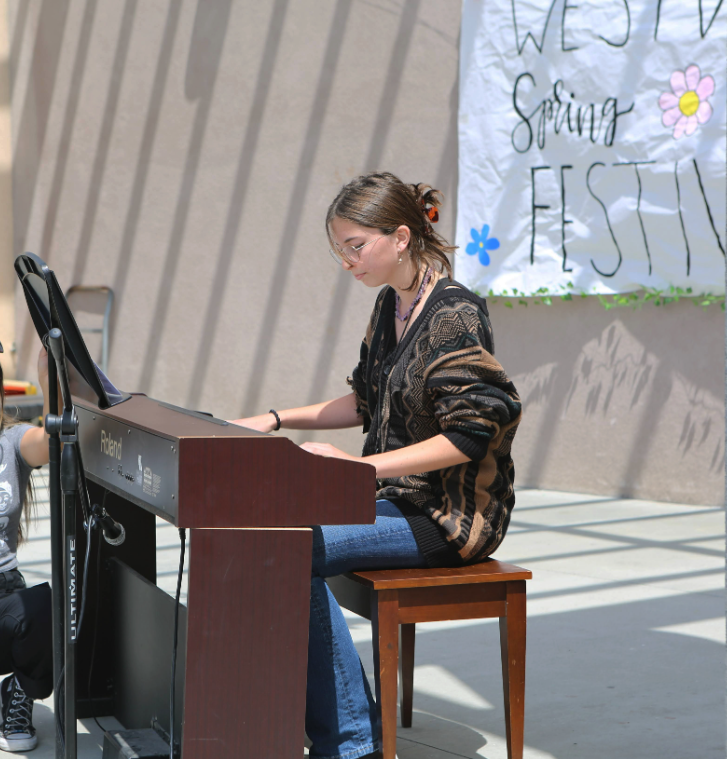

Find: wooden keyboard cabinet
73;394;376;759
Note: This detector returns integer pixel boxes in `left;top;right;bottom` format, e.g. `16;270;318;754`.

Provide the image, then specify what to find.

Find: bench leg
372;590;399;759
499;580;526;759
399;623;415;728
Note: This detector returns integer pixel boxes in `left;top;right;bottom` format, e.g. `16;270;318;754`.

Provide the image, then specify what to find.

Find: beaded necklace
394;267;433;322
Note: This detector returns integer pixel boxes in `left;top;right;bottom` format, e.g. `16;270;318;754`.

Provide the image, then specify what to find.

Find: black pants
0;570;53;700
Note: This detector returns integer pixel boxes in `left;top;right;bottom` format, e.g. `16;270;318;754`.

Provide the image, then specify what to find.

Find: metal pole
47;327;80;759
46;357;64;759
61;444;78;759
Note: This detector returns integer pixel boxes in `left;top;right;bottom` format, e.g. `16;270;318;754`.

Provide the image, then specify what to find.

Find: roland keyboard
75;393;375;528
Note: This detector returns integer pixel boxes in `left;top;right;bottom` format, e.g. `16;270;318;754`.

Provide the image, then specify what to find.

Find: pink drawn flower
659;64;714;139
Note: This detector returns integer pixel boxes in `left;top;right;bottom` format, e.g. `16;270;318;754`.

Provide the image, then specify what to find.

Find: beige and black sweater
348;278;522;567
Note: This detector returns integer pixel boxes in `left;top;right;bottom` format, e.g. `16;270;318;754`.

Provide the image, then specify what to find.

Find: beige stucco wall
490;297;724;504
9;0;459;424
0;0;14;378
6;0;724;505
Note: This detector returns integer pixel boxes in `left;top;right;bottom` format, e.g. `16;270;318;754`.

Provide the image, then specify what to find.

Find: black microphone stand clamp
91;503;126;547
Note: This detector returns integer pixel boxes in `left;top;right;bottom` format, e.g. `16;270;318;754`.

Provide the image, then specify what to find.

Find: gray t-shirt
0;424;34;572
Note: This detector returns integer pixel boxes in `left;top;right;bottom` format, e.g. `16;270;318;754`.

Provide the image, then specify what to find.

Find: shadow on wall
13;0;231;390
106;0;184;361
490;297;724;504
12;0;456;408
13;0;148;374
11;0;71;256
298;0;426;416
184;0;291;410
296;0;460;428
136;0;233;392
297;0;460;422
12;0;72;370
230;0;354;418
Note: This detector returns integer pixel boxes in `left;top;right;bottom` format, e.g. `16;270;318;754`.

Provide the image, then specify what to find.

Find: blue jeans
306;500;426;759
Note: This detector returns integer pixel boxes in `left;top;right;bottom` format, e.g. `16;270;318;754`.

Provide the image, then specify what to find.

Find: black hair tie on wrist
269;409;281;431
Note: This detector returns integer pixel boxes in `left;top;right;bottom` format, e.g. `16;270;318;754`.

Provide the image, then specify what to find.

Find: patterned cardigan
348;278;522;567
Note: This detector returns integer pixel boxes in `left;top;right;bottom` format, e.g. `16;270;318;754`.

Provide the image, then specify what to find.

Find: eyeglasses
329;234;386;265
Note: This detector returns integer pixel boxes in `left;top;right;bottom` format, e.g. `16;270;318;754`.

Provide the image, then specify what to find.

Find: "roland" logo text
101;430;122;460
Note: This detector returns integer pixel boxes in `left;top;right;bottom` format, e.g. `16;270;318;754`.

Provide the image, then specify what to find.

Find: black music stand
14;253;128;759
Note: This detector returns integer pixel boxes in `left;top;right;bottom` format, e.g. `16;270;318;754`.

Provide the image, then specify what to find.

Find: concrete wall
6;0;724;505
490;297;724;505
0;0;14;378
9;0;459;432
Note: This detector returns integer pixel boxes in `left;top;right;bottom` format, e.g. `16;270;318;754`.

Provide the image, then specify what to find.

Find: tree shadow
491;298;723;501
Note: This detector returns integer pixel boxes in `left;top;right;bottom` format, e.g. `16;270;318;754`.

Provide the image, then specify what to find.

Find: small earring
398;253;403;264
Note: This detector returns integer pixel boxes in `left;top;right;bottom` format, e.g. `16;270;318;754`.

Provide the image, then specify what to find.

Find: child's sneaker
0;675;38;752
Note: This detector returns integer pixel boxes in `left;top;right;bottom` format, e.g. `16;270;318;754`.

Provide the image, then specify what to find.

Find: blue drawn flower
466;224;500;266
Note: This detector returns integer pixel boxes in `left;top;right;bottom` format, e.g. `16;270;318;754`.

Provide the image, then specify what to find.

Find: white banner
456;0;726;296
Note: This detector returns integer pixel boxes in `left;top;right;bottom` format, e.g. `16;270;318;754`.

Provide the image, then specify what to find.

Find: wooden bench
326;559;532;759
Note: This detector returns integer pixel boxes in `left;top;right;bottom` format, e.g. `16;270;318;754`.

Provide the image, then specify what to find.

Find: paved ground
14;472;725;759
